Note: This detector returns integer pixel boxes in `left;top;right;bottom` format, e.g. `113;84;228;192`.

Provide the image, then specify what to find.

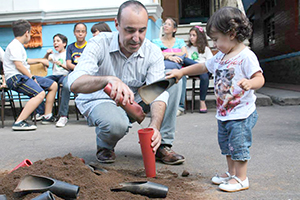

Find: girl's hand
165;69;184;83
237;78;252;91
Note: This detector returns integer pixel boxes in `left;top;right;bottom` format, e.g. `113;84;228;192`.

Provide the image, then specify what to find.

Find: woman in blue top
152;17;187;68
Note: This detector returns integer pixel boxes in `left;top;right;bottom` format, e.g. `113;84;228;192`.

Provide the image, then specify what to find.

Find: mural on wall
24;23;42;48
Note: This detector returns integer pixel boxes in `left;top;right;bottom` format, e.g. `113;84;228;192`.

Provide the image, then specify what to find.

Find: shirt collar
109;32;145;58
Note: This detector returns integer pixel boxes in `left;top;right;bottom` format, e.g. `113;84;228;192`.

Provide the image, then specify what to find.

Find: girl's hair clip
195;25;204;32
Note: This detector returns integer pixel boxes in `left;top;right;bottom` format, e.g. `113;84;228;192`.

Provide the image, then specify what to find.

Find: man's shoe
56;116;68;127
155;145;185;165
96;148;116;163
41;116;55;125
12;120;37;131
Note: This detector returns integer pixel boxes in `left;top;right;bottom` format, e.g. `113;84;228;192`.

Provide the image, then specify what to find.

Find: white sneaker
32;113;44;121
56;117;68;127
219;176;249;192
211;171;232;185
176;109;184;117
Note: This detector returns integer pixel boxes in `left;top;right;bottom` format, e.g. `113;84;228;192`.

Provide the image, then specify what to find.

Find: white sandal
219;175;249;192
211;171;232;185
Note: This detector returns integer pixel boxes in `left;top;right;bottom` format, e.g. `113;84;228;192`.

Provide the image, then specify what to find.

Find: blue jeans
36;75;67;115
217;110;258;161
178;58;209;110
87;70;182;150
58;75;71;116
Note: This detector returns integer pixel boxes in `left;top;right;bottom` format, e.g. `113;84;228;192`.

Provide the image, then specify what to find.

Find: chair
186;74;214;113
1;86;17;128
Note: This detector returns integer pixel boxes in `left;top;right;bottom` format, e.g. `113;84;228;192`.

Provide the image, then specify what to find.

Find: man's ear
114;18;119;31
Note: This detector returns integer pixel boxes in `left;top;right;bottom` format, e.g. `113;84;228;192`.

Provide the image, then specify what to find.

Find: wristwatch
31;76;36;80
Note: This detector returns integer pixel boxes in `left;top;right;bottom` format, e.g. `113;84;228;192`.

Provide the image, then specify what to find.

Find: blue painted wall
0;18;162;75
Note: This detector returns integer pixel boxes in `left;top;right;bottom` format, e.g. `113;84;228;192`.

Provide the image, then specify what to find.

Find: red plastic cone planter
10;159;32;173
138;128;156;177
104;83;146;123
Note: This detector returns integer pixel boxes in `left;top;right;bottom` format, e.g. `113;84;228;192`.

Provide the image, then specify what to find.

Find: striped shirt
68;31;167;116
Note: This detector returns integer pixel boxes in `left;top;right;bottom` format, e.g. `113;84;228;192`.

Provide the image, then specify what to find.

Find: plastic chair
1;86;17;128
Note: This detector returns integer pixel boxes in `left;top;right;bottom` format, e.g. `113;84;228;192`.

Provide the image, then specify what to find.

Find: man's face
115;6;148;58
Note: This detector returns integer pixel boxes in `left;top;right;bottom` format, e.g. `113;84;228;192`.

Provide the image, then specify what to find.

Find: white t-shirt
187;46;213;63
205;47;262;121
0;47;4;62
49;51;68;76
3;39;30;80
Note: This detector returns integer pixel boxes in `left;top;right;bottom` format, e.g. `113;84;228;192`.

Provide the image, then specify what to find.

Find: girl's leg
227;160;248;184
199;73;209;111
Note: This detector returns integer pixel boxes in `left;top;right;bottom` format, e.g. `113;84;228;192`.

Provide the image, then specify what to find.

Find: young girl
44;33;69;127
167;7;265;192
179;26;213;114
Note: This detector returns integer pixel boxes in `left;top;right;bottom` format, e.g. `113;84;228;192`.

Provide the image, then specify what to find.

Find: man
68;0;185;165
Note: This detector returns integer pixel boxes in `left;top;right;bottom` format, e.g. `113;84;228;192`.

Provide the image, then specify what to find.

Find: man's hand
149;127;161;153
165;69;184;83
108;78;134;106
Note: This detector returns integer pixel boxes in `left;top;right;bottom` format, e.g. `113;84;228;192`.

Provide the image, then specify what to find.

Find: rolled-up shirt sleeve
68;37;105;90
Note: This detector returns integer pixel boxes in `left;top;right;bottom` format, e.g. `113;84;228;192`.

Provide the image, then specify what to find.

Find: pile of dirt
0;154;211;199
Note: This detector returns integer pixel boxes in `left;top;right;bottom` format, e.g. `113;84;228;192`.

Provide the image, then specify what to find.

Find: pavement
1;86;300;199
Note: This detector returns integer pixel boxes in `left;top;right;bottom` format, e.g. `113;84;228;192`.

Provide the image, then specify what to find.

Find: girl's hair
187;26;209;54
53;33;68;49
12;19;31;37
91;22;112;33
73;22;87;32
165;17;178;37
206;6;252;42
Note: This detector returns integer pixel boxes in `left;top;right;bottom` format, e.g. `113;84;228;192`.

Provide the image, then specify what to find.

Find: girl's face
210;29;235;54
53;36;66;53
189;30;197;46
163;19;176;35
74;24;87;42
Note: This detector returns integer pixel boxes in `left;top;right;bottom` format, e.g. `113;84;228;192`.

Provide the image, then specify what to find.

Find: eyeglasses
162;23;173;27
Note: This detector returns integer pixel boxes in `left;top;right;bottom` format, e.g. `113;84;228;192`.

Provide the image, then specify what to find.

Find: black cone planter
14;175;79;199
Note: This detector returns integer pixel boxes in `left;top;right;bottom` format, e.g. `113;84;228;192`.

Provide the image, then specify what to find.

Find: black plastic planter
138;77;176;104
32;191;55;200
111;181;168;198
14;175;79;199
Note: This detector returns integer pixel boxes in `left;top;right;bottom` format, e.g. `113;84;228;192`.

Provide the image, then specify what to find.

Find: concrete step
185;91;272;111
256;87;300;106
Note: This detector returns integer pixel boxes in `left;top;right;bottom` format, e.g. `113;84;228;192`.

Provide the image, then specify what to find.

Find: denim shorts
217;110;258;161
7;74;54;97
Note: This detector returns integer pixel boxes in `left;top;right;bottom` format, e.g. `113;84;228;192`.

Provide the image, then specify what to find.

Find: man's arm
70;74;135;106
148;101;166;153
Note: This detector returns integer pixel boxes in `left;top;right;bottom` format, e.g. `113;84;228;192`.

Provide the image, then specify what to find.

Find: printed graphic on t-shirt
71;52;81;64
56;58;64;68
214;61;245;116
191;52;199;61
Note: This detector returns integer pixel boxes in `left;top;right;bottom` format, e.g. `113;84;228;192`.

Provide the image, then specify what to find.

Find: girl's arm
238;71;265;91
166;62;208;83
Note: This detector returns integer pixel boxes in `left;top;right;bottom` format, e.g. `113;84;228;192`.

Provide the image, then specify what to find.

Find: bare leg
16;91;45;122
228;160;248;184
219;155;235;178
44;82;58;115
200;100;207;110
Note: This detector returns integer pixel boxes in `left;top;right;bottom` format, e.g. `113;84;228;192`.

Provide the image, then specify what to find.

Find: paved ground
1;103;299;199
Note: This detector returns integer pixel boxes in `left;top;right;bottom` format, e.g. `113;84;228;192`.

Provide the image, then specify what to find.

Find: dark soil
0;154;216;200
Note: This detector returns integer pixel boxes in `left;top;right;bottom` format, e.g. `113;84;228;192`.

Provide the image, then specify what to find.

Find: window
261;0;277;15
264;15;275;46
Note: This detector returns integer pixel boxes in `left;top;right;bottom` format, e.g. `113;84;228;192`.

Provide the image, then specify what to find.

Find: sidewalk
1;104;299;199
